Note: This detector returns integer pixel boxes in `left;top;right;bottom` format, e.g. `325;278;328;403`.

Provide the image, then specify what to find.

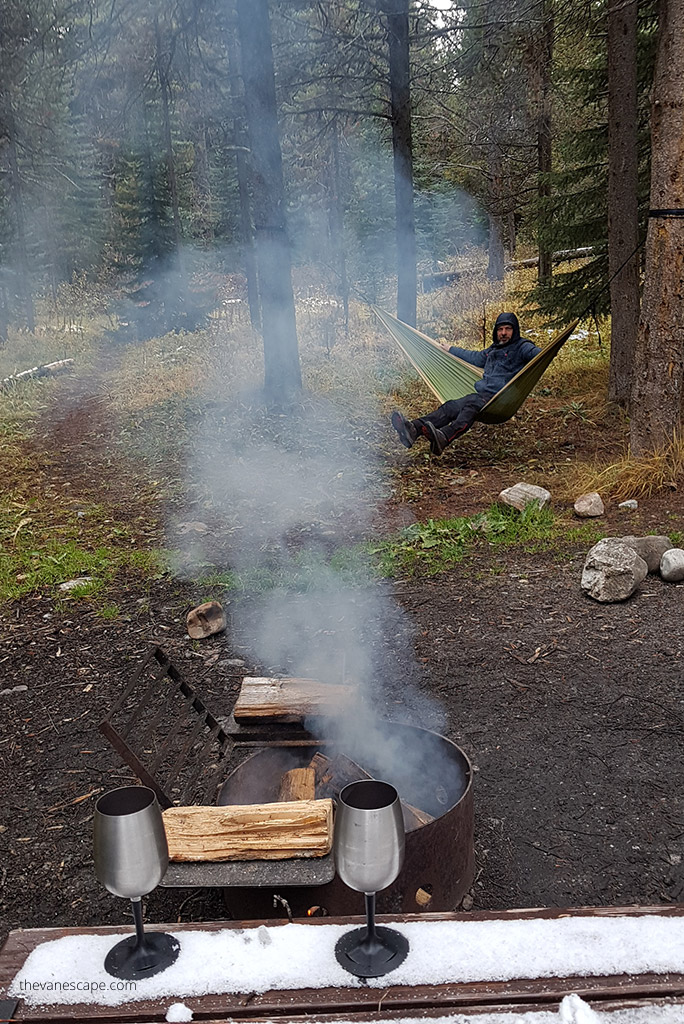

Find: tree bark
487;145;505;282
235;0;301;402
155;17;186;284
629;0;684;453
607;0;640;408
382;0;417;327
328;121;349;330
225;7;261;330
536;5;553;287
7;111;35;333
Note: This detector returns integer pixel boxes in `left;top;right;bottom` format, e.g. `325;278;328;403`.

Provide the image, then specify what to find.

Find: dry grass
562;435;684;501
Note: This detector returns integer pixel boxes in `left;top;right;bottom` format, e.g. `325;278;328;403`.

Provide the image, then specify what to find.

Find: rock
0;685;28;696
219;658;246;669
581;538;648;602
453;476;466;485
186;601;227;639
460;893;474;911
618;499;638;510
619;535;673;573
58;576;93;591
176;521;209;535
499;482;551;510
574;492;604;517
660;548;684;582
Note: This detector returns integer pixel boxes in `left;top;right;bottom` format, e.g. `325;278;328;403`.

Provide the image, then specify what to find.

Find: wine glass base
104;932;180;980
335;925;409;978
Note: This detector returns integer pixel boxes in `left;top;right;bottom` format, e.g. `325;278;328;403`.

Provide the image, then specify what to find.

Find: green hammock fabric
374;306;580;425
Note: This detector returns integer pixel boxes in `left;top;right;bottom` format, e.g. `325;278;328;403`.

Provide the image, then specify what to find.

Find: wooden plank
4;908;684;1021
233;677;358;724
162;800;333;861
278;767;316;801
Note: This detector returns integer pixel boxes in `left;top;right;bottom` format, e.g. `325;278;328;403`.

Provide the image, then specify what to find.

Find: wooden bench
2;907;684;1022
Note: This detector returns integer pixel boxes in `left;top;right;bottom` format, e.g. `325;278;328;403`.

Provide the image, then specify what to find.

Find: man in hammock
391;312;540;456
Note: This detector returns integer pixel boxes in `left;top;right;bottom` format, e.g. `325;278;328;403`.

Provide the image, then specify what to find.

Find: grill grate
99;646;233;808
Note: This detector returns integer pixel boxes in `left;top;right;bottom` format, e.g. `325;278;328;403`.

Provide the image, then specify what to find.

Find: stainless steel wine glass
334;780;409;977
93;786;180;979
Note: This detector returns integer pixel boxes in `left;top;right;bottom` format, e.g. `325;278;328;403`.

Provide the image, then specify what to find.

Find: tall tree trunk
629;0;684;454
536;4;553;287
225;7;260;330
7;111;35;333
328;121;349;331
382;0;417;327
235;0;301;401
607;0;640;408
155;17;185;282
487;145;505;282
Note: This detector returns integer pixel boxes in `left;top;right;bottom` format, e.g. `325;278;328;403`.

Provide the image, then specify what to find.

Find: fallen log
163;799;333;861
309;752;434;832
278;767;316;802
1;358;75;390
233;676;358;724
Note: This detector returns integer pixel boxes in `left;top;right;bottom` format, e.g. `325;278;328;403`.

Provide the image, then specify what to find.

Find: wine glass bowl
333;780;409;978
93;787;180;980
94;787;169;899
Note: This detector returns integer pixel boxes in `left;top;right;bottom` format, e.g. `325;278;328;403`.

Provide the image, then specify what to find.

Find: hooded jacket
448;312;541;397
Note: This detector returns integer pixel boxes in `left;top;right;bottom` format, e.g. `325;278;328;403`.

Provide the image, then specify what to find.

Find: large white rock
620;535;673;573
499;482;551;510
574;492;604;517
660;548;684;582
581;538;648;602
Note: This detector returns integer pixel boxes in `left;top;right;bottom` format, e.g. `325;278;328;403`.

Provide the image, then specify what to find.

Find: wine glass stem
364;892;377;944
131;897;147;950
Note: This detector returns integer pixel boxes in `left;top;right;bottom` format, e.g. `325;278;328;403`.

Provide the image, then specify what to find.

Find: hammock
374;306;580;425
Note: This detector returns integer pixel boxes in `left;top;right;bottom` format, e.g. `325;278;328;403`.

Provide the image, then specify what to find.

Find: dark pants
416;392;493;447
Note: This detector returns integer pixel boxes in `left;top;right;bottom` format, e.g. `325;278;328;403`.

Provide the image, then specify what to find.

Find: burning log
277;767;316;802
309;752;434;832
163;799;333;862
233;676;358;724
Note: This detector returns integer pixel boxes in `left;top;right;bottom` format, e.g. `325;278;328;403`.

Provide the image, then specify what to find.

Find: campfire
100;649;474;919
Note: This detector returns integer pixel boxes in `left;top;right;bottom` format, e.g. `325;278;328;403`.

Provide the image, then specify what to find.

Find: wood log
278;767;316;802
309;752;434;832
309;751;372;798
1;358;74;390
163;800;333;862
233;676;358;724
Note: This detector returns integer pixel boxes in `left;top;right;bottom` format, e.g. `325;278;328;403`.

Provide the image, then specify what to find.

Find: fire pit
217;722;473;918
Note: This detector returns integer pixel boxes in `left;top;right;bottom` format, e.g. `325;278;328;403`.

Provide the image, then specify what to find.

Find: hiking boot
423;421;447;456
391;410;419;449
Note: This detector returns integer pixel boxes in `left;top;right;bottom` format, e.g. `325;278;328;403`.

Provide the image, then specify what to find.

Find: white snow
8;915;684;1013
165;1002;193;1022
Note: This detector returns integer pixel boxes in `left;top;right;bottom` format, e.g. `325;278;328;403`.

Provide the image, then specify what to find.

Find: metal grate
99;646;233;809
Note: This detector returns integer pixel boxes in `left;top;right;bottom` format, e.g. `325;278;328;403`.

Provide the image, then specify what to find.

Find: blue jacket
449;312;540;397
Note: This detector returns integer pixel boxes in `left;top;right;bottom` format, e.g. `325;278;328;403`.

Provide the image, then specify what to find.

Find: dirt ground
2;372;684;945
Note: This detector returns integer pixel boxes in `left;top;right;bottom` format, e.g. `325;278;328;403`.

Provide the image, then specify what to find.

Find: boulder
581;538;648;602
186;601;227;639
574;492;604;518
499;482;551;510
660;548;684;582
619;535;673;573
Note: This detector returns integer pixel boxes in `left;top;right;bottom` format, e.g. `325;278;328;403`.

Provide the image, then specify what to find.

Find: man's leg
416;393;491;455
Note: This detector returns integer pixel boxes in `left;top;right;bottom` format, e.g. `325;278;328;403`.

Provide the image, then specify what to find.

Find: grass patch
562;435;684;501
0;502;169;606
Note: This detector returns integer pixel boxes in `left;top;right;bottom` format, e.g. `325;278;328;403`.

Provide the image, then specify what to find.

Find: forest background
0;0;683;462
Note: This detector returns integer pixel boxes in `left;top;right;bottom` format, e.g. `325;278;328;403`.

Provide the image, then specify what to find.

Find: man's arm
520;340;542;362
447;344;488;368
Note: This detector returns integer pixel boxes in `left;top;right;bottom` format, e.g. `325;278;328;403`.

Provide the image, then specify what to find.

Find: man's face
496;323;514;345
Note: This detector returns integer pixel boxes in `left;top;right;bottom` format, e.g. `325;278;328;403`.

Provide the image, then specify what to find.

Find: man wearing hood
391;312;540;456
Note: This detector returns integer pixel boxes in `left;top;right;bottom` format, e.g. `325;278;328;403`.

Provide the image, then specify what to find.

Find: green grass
0;502;169;606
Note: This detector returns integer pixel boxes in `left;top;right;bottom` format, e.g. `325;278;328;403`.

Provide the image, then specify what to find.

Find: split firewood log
233;676;358;724
277;767;316;802
163;799;333;861
309;752;435;832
